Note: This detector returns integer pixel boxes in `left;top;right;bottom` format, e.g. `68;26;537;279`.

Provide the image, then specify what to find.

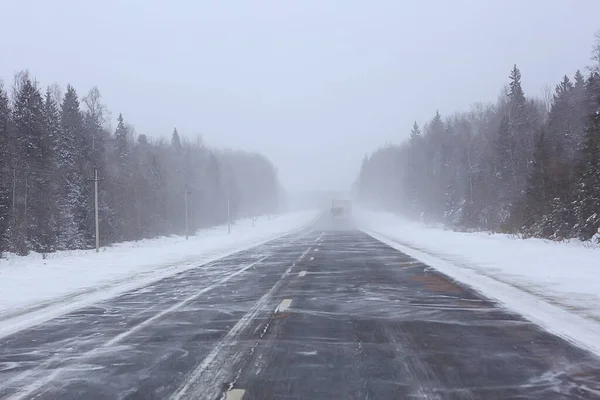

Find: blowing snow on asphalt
1;214;599;399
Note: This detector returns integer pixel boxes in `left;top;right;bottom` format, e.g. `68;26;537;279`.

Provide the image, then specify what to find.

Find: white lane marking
171;248;309;400
314;248;319;252
105;256;269;347
298;271;307;277
299;247;312;260
226;389;246;400
0;229;309;341
298;350;318;356
276;299;293;313
310;256;314;261
315;232;324;242
5;257;270;400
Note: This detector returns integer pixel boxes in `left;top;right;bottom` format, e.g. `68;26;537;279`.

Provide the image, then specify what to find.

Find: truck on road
331;199;352;219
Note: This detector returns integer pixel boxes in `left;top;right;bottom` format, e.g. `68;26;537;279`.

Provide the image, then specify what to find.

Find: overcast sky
1;0;600;192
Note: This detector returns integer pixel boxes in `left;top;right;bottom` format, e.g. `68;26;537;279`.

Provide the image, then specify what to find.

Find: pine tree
171;127;182;149
574;69;586;87
441;121;458;225
493;114;517;229
574;72;600;240
508;65;533;169
533;72;584;239
134;135;165;237
404;122;423;217
425;111;445;221
39;87;62;251
409;121;421;143
115;113;129;163
504;65;539;231
521;131;551;236
572;69;588;157
82;87;111;246
0;83;11;253
548;76;575;157
508;65;526;107
57;85;85;249
206;151;223;225
11;75;53;253
110;113;136;241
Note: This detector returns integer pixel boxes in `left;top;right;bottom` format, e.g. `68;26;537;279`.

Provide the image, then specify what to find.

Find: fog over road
1;214;599;399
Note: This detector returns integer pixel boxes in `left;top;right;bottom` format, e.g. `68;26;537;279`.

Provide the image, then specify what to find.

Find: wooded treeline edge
0;71;282;256
355;35;600;241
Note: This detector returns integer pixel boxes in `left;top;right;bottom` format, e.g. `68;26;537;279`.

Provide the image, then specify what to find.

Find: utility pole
12;166;16;227
88;169;103;253
182;185;191;240
227;192;231;235
23;172;28;232
94;169;100;252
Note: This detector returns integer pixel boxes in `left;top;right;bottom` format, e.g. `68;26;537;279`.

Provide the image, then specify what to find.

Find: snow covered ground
0;210;318;338
357;209;600;357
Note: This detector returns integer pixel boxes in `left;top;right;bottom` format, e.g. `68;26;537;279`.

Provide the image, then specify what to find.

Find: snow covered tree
503;66;532;230
403;122;424;217
133;135;166;238
571;69;589;157
0;83;11;253
0;72;283;254
353;33;600;242
110;113;135;241
114;113;129;164
521;131;552;236
424;111;446;221
57;85;85;249
574;72;600;240
492;114;516;227
409;121;421;143
11;75;53;253
171;127;182;150
38;87;62;251
81;87;111;246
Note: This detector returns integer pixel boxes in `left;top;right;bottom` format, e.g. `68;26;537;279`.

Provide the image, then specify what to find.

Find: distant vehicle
331;199;352;218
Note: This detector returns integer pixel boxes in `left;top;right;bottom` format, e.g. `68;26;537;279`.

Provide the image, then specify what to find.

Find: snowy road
1;216;600;399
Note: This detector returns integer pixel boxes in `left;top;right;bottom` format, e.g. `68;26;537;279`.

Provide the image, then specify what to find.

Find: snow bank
357;209;600;356
0;211;318;328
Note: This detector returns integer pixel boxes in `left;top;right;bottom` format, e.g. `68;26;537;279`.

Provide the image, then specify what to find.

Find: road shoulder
364;228;600;358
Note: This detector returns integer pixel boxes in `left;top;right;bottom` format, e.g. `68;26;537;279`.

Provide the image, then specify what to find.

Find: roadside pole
227;193;231;234
182;185;191;240
94;169;99;252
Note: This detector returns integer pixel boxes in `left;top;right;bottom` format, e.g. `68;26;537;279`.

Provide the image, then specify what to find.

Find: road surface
1;215;600;399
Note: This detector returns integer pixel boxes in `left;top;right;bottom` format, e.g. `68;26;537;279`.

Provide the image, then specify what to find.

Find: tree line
355;35;600;241
0;71;282;256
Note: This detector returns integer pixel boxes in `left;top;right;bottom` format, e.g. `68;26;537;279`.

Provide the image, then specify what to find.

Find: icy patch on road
0;211;318;337
357;209;600;357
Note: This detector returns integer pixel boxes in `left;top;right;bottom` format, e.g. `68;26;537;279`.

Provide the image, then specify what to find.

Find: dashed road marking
171;251;304;400
104;257;269;348
315;232;324;242
4;256;271;400
277;299;293;313
298;271;307;277
300;247;312;259
314;248;319;252
226;389;246;400
310;256;315;261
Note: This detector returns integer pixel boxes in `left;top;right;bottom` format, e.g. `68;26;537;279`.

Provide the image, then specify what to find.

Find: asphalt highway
1;215;599;399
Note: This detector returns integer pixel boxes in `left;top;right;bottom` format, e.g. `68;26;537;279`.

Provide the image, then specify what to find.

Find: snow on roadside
356;208;600;357
0;211;318;324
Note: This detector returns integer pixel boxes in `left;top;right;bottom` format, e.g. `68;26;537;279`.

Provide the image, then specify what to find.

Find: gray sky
2;1;600;192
